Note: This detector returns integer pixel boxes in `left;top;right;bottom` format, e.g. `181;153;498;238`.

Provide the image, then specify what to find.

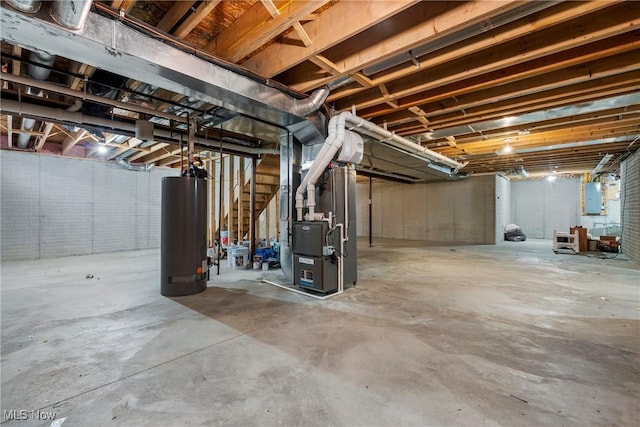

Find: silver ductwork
17;50;56;148
0;99;281;157
2;72;187;124
0;6;328;146
26;50;55;80
118;159;154;172
292;87;330;117
50;0;93;30
4;0;41;14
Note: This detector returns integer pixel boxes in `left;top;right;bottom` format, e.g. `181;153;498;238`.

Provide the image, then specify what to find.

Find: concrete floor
1;239;639;427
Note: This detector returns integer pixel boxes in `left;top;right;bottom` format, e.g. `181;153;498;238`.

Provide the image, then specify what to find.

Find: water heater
161;177;208;296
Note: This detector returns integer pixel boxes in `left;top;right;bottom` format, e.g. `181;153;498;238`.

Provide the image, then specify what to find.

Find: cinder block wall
621;151;640;264
0;150;178;261
511;177;581;239
356;175;497;244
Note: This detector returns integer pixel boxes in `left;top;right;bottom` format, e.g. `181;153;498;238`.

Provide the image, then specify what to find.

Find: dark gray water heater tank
161;177;208;296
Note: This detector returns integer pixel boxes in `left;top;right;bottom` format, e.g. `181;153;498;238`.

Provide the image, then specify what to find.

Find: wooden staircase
219;154;280;242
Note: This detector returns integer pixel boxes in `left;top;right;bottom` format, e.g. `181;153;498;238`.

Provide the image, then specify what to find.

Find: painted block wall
511;177;581;239
620;151;640;264
356;175;497;244
1;150;178;261
495;175;512;243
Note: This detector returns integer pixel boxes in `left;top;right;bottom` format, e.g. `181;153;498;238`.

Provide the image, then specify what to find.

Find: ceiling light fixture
546;175;557;182
97;145;108;154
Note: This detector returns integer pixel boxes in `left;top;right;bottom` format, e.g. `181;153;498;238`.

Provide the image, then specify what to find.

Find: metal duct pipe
118;159;154;172
1;6;329;147
292;86;330;117
17;51;56;148
50;0;93;30
1;72;188;124
0;99;280;156
27;51;56;80
4;0;41;14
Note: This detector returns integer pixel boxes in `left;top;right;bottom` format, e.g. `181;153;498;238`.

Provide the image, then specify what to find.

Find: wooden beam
308;55;341;75
173;0;222;39
378;83;398;108
208;0;330;63
157;1;197;32
344;37;640;114
292;21;313;47
296;1;536;92
326;0;616;100
61;129;88;155
111;0;136;13
106;137;144;160
260;0;280;18
127;142;168;162
11;46;21;77
34;122;54;152
242;0;420;77
351;73;375;88
445;136;457;148
374;70;640;132
68;63;96;91
157;148;187;167
143;146;182;165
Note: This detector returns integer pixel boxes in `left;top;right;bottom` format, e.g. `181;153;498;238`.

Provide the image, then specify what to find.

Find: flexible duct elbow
292;86;330;117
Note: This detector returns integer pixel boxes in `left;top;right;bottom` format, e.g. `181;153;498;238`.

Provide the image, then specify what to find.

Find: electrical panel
585;182;602;214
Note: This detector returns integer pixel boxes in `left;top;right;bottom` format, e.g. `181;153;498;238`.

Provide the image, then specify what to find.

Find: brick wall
621;151;640;264
356;175;497;244
0;150;178;261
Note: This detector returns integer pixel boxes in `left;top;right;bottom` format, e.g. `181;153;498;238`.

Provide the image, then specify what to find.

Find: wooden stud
157;1;197;32
173;0;222;39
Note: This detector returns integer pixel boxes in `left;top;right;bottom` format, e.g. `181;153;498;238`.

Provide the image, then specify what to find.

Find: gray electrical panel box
292;222;338;293
585;182;602;214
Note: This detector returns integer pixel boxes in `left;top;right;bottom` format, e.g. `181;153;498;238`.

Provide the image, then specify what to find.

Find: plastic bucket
230;246;249;270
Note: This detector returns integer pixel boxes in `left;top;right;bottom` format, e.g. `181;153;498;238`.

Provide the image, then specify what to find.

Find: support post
369;176;373;247
250;156;257;258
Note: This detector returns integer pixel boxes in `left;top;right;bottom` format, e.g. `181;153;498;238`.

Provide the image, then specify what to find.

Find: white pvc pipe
262;279;342;300
307;183;316;220
341;112;463;170
295;115;338;221
261;222;345;299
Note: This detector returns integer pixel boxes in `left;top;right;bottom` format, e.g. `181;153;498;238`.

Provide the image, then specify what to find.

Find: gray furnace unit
161;176;208;296
292;164;357;293
293;222;338;293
